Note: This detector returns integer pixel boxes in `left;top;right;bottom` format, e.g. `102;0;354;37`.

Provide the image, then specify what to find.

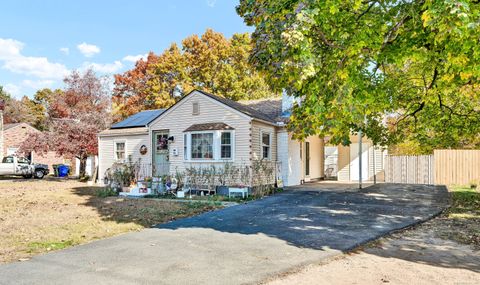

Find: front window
221;132;232;159
191;133;213;159
262;132;271;159
115;142;125;160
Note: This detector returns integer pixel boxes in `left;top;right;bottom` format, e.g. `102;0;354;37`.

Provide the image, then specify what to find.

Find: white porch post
358;130;363;189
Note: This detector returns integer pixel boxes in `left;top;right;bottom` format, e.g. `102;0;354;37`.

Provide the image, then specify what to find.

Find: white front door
350;143;369;181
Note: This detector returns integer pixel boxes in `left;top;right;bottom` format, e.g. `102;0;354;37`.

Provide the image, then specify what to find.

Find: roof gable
148;89;282;127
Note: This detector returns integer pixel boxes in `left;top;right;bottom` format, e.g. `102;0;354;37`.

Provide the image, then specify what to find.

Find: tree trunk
79;155;87;178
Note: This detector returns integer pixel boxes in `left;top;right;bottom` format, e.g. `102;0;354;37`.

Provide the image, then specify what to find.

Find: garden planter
228;187;249;198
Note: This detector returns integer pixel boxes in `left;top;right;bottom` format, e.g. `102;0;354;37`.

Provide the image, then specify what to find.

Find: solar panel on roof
110;109;165;129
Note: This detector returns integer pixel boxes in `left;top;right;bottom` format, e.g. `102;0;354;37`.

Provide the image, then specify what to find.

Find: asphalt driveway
0;183;448;285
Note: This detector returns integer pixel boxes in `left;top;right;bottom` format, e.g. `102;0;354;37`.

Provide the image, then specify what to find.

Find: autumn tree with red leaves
21;69;111;177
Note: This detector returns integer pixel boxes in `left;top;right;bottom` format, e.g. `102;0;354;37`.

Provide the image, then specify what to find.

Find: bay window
191;133;214;159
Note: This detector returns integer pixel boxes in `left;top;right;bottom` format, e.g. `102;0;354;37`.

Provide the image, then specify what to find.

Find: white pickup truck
0;156;49;179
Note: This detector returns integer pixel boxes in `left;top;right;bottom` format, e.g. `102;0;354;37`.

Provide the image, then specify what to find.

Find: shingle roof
196;90;281;123
240;97;285;122
110;109;166;129
184;122;234;132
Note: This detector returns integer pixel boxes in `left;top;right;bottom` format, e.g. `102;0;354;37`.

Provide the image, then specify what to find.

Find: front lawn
0;180;221;263
436;185;480;247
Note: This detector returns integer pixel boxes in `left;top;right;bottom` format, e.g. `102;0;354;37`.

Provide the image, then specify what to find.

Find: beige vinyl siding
251;120;277;161
98;133;150;183
149;91;253;174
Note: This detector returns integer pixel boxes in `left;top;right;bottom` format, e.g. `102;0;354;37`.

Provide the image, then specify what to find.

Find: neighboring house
2;123;68;172
98;90;386;186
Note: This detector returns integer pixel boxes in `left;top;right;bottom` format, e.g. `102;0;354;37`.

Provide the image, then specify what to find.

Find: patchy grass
435;185;480;248
0;180;221;264
447;186;480;219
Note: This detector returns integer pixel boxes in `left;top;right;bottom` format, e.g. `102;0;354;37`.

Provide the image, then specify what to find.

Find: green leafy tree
113;29;273;120
237;0;480;150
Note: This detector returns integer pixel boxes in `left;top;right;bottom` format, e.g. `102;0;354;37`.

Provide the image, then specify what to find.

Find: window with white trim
183;130;235;161
115;142;126;161
191;133;213;159
220;132;232;159
261;132;271;159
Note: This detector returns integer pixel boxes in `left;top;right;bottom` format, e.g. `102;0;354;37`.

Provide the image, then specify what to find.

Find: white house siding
98;129;149;184
251;120;277;161
148;91;253;175
276;130;289;185
277;132;325;186
277;131;303;186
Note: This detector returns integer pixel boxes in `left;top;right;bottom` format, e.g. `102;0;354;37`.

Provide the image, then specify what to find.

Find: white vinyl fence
385;155;434;184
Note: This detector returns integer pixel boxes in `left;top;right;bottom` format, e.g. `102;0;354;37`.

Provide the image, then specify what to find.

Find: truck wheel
35;170;45;179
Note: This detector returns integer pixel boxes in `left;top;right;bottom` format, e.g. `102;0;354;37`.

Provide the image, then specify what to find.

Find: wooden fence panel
385;155;434;184
434;150;480;185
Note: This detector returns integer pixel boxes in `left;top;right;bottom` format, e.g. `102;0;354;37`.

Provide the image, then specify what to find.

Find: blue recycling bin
58;165;70;177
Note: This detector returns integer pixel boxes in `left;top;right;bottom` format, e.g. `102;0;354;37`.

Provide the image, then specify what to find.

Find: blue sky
0;0;251;98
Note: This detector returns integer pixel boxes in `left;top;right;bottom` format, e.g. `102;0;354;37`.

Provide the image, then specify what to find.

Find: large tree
237;0;480;150
112;29;273;120
21;69;111;177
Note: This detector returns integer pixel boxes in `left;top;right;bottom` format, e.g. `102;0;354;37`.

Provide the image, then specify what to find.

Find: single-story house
2;122;69;172
98;90;386;186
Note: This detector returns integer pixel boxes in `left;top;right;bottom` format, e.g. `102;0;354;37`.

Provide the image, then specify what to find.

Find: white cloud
22;79;55;89
122;53;148;63
206;0;216;7
0;38;69;80
3;83;21;98
77;42;100;57
4;56;69;79
60;47;69;55
0;38;23;60
82;60;123;73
